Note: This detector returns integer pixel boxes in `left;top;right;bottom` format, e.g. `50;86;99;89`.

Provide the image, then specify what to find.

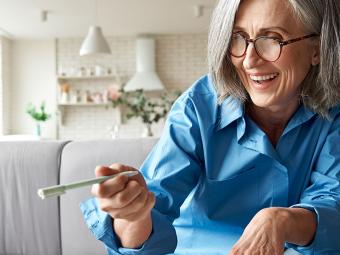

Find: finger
112;191;156;221
97;180;144;209
95;165;120;177
109;163;135;173
112;180;145;208
127;191;156;220
103;187;148;217
229;244;242;255
110;163;147;187
128;192;156;221
91;174;129;198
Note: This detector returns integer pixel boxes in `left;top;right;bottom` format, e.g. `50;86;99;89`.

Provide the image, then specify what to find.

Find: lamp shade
79;26;111;56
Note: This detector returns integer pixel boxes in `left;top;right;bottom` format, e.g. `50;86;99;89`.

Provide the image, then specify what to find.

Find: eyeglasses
229;33;318;62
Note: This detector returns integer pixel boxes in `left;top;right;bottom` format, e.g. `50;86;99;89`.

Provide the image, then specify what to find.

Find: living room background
2;33;207;140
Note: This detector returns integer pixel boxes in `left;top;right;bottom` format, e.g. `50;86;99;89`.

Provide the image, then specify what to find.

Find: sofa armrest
0;141;68;255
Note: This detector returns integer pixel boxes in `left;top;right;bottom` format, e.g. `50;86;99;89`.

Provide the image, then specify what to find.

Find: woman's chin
248;94;273;108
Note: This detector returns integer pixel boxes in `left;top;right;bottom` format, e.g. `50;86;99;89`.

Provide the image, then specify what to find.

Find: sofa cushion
0;141;68;255
59;138;158;255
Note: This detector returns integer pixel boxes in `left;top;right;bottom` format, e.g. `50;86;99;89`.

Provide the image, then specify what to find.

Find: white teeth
249;73;278;81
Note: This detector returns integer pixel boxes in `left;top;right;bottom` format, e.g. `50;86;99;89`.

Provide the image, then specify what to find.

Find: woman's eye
232;31;242;35
233;31;248;38
265;32;283;39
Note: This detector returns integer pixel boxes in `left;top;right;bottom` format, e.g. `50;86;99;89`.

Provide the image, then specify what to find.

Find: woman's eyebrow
233;25;290;35
258;27;290;34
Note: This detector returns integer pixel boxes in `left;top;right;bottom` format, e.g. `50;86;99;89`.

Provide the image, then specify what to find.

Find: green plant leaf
108;88;181;124
26;101;51;122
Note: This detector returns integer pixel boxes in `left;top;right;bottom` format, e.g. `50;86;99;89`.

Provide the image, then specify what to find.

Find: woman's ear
311;41;320;66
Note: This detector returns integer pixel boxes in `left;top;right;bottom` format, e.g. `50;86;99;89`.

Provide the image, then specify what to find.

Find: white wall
0;36;12;135
2;37;12;135
0;38;3;135
10;40;57;138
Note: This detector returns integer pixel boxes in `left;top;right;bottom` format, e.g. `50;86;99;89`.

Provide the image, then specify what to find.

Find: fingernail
92;184;99;193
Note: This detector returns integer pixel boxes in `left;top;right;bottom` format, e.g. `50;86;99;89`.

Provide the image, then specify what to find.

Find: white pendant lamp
79;26;111;56
79;0;111;56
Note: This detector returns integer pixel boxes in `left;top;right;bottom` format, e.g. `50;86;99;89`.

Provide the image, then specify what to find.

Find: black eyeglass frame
230;33;319;62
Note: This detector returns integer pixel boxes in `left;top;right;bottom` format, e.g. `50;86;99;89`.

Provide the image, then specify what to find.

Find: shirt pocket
197;167;263;227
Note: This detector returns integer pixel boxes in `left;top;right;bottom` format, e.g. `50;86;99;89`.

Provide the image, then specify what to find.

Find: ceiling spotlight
194;5;204;18
41;10;48;22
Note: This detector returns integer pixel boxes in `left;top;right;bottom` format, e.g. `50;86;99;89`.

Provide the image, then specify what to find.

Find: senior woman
81;0;340;254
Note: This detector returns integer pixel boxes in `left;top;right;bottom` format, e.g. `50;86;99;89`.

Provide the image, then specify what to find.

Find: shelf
57;102;112;125
58;102;110;106
57;75;116;80
56;72;120;128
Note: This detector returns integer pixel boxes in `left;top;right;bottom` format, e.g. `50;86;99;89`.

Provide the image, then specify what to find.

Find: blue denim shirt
81;75;340;255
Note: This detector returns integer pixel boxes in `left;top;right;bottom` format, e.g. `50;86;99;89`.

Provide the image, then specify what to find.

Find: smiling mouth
249;73;279;84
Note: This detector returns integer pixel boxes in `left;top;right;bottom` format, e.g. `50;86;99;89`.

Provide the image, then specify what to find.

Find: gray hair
208;0;340;117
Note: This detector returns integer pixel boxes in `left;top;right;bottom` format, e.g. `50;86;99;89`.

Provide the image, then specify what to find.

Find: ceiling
0;0;217;39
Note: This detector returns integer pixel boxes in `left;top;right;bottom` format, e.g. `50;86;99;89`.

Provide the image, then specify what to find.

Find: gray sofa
0;138;157;255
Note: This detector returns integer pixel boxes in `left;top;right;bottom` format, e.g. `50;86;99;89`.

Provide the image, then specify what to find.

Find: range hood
124;36;165;91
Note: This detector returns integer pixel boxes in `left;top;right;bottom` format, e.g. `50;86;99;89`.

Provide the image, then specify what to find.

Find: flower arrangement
107;85;181;136
26;101;51;136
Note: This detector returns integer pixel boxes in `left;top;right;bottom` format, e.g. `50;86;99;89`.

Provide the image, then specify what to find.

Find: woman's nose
242;43;263;69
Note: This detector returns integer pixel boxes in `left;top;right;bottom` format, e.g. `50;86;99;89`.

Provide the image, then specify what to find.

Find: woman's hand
92;163;155;222
91;163;155;248
228;208;288;255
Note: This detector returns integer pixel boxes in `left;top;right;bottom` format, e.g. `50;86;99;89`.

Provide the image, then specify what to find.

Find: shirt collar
282;104;317;136
215;97;244;131
215;97;317;133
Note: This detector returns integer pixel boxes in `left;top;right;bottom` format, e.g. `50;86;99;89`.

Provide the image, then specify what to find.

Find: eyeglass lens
230;34;281;62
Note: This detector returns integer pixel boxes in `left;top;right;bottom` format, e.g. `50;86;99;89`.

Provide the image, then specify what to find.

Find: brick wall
56;34;208;140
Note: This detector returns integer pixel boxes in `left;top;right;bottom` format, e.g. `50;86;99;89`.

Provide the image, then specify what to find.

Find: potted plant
107;86;181;137
26;101;51;137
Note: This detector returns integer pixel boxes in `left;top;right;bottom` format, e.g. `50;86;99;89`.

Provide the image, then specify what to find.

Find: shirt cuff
284;204;317;255
286;202;340;254
80;198;177;255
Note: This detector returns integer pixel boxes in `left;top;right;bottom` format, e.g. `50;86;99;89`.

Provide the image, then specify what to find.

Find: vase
142;123;153;137
110;124;120;139
36;122;41;137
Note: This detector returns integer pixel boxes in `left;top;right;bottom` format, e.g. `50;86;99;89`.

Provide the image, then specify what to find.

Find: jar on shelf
59;83;70;103
86;67;94;76
81;91;87;103
86;90;93;102
70;90;78;103
58;65;66;76
78;67;87;77
92;92;103;103
106;67;112;75
95;65;105;76
60;92;69;104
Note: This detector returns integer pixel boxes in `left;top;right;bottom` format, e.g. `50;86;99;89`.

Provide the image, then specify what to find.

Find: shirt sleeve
80;92;204;255
80;198;177;255
287;110;340;254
